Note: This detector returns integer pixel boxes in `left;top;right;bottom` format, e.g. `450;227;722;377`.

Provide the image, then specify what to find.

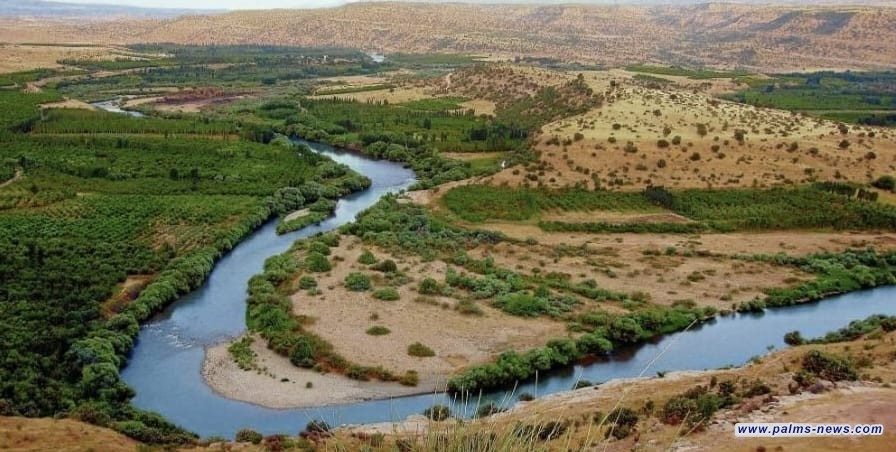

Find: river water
104;119;895;438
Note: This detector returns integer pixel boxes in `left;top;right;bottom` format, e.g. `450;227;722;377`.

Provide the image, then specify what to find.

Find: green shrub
366;326;391;336
235;428;263;444
603;407;639;439
872;175;895;191
475;402;505;418
419;277;444;295
802;350;858;381
289;337;315;368
423;405;452;421
408;342;435;357
399;370;419;386
227;336;257;371
308;241;331;256
304;420;330;434
372;259;398;273
298;276;317;290
358;249;377;265
344;272;371;291
372;287;400;301
784;330;805;346
455;299;483;316
662;396;697;425
305;251;331;272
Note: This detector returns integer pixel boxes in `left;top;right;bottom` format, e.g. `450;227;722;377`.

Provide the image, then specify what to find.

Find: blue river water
119;139;896;438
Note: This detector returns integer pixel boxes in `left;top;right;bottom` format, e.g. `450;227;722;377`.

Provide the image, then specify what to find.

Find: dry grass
0;44;122;73
0;416;138;451
482;70;896;190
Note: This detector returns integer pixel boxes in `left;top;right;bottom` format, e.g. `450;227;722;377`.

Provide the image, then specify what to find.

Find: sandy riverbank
201;335;445;409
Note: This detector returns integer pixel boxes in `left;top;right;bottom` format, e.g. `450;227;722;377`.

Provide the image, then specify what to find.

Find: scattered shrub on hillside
872;175;895;191
305;251;331;272
298;276;317;290
344;272;371;291
358;249;377;265
419;277;444;295
372;259;398;273
602;407;639;439
372;287;400;301
308;241;331;256
408;342;435;357
366;326;391;336
801;350;858;381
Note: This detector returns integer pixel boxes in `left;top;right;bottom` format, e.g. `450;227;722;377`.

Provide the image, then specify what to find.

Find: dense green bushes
801;350;858;382
444;184;896;232
447;305;706;392
341;196;503;259
789;314;896;345
0;86;374;443
443;185;655;223
763;250;896;306
344;272;372;291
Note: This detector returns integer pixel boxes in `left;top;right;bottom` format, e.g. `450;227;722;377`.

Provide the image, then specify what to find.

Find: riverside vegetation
2;40;896;450
0;51;375;443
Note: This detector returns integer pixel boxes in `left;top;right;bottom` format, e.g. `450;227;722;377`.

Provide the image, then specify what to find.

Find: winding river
103;113;896;437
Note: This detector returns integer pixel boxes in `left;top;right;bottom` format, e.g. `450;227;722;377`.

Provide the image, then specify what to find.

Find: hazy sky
54;0;356;9
53;0;663;11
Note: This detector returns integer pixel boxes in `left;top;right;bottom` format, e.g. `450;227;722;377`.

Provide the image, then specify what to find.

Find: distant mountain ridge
0;0;219;19
1;1;895;71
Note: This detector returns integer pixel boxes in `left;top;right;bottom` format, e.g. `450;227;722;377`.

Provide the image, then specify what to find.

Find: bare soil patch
290;239;569;378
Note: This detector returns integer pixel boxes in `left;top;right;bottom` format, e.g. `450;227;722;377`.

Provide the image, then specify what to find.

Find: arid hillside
2;2;896;71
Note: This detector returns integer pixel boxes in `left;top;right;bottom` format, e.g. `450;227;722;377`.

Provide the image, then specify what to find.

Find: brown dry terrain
2;3;896;71
476;69;896;191
0;44;125;74
0;416;139;452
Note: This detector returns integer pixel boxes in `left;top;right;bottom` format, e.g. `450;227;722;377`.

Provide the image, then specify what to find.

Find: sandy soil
282;208;310;222
202;336;435;409
290;239;569;376
466;237;811;310
0;44;124;73
459;99;497;116
40;98;96;111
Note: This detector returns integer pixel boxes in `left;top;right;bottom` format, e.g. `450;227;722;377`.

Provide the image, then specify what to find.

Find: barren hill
2;2;896;71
